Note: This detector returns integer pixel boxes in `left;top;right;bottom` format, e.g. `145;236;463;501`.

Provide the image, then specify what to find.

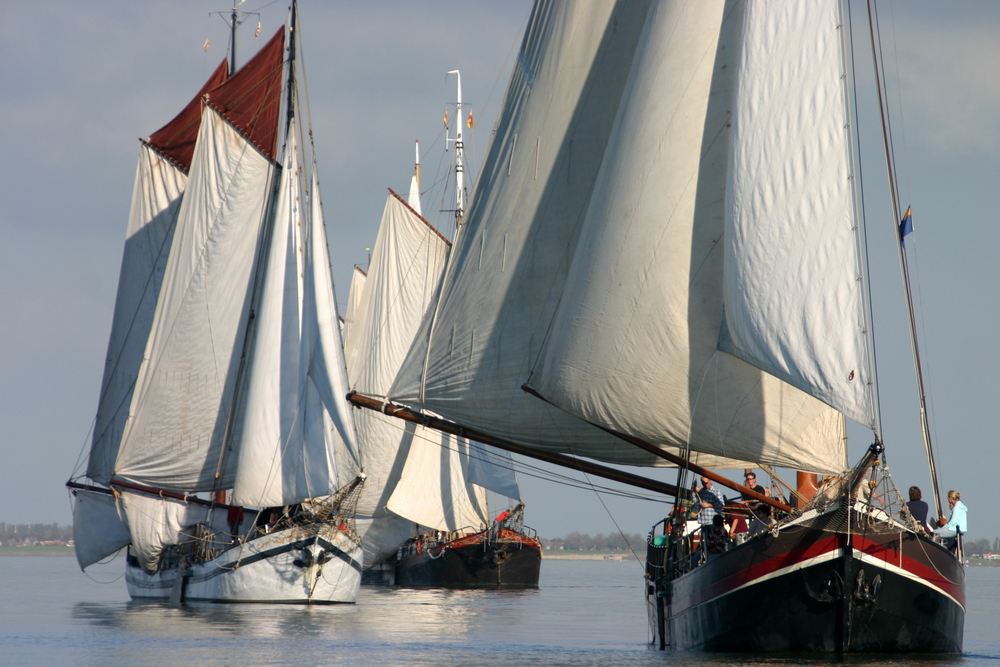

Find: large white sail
348;193;492;564
389;0;689;467
87;62;228;485
527;0;850;474
231;127;360;507
113;106;274;491
113;33;286;492
76;64;229;567
721;0;875;429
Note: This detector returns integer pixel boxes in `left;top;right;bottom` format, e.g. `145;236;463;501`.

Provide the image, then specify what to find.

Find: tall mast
229;6;238;75
407;140;422;215
414;139;421;193
446;70;465;226
864;1;943;522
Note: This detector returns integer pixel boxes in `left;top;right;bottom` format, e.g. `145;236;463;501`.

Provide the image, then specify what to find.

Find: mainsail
389;0;681;467
74;62;228;568
87;61;228;486
527;0;865;474
347;192;503;565
383;0;863;476
112;30;287;492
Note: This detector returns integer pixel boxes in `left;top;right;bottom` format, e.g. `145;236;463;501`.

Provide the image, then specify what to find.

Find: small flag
203;37;211;51
443;108;449;128
255;21;261;39
899;206;913;247
467;111;474;129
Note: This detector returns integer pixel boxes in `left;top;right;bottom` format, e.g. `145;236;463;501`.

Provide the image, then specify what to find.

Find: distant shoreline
0;546;76;557
543;551;634;561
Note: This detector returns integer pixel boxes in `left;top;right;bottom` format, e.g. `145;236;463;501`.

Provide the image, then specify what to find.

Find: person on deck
906;486;931;532
934;489;967;551
748;504;773;536
740;471;768;501
694;476;725;529
703;514;729;560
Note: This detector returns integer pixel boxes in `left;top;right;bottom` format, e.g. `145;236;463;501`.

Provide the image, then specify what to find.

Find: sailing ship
345;130;540;588
347;0;963;652
67;4;366;604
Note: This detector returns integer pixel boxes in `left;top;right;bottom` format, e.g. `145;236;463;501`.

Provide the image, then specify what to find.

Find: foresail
113;33;286;491
346;193;453;564
232;132;360;507
119;489;228;574
721;1;875;428
71;487;130;569
87;62;228;485
526;0;847;474
388;0;667;466
385;427;491;533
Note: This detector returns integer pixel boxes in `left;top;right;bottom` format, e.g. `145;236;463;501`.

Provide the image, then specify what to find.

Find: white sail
721;0;875;428
389;0;693;467
527;0;849;474
232;126;360;507
386;428;490;533
87;146;187;484
342;265;367;351
112;105;275;491
119;490;227;574
72;487;131;569
465;441;520;500
348;192;486;563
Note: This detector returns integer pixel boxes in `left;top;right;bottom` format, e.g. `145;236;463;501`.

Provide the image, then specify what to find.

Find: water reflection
10;558;1000;666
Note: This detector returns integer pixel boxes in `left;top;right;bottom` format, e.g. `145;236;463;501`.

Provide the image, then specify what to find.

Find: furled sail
389;0;691;467
112;30;286;491
231;127;360;506
118;490;229;574
527;0;854;474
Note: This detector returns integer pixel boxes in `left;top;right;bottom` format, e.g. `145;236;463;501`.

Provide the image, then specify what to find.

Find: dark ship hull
645;506;964;652
395;527;541;589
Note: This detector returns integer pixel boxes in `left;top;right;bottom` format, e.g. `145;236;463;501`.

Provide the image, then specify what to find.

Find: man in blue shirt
934;489;968;551
694;476;725;527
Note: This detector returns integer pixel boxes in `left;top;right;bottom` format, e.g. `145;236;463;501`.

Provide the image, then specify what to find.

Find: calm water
2;555;999;666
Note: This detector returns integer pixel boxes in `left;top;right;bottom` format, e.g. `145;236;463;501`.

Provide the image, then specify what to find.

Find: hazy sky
1;1;998;546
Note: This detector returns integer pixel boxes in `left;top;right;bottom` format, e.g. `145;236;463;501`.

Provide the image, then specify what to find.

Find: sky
1;1;998;544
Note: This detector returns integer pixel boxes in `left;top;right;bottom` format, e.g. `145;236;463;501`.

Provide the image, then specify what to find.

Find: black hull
647;518;964;652
396;537;541;589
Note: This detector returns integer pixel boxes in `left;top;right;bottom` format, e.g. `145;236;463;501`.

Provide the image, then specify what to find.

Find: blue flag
899;207;913;247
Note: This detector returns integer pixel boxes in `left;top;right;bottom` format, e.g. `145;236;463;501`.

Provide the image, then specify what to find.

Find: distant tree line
963;537;1000;557
541;532;645;551
0;523;73;545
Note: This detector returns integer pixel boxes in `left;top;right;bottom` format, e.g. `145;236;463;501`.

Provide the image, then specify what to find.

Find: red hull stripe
676;536;842;610
851;535;965;608
675;533;964;612
427;528;541;557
